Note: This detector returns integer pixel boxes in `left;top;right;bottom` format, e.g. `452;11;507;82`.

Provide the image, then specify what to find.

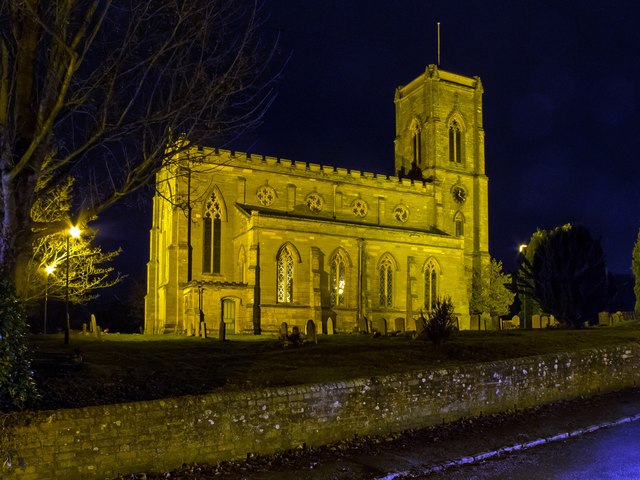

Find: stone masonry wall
3;343;639;479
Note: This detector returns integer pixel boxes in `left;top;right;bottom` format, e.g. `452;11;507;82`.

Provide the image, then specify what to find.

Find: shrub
0;277;38;410
423;296;456;346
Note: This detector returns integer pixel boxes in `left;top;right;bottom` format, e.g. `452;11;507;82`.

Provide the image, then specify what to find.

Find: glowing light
518;244;527;253
45;265;55;275
69;226;81;238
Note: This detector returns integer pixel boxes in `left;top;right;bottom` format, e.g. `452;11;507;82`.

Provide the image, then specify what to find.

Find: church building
144;65;489;335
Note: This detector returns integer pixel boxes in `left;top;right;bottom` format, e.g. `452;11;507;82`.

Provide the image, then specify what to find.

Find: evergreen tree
517;224;614;328
632;229;640;315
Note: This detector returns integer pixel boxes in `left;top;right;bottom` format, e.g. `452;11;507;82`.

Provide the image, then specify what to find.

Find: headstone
218;320;225;342
394;317;405;333
90;314;98;336
326;317;334;335
532;314;541;329
279;322;288;340
358;316;368;333
470;314;480;330
598;312;610;326
201;321;208;339
511;315;521;329
415;316;427;336
82;323;87;335
289;325;301;345
373;317;387;336
550;315;558;327
541;315;549;328
480;312;491;330
306;319;317;343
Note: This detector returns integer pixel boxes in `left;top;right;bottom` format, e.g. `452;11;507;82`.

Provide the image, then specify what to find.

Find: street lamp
44;264;55;334
518;243;528;329
64;225;81;345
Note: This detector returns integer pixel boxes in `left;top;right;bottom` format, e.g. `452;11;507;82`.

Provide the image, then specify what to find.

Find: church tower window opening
449;120;463;164
330;252;347;306
454;212;465;237
277;245;295;303
203;192;223;274
425;259;439;311
379;255;394;307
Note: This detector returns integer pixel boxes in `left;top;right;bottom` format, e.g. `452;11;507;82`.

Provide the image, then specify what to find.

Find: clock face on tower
452;185;467;204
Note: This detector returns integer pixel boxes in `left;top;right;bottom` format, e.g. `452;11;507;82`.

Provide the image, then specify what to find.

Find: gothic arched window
410;120;422;166
449;120;463;164
454;212;465;237
203;192;223;274
425;259;439;311
277;245;295;303
330;251;347;306
379;255;394;307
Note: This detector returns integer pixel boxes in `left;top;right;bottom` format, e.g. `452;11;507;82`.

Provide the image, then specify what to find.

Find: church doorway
222;299;236;334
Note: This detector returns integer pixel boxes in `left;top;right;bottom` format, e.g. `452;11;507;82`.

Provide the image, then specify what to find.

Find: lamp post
44;264;55;334
518;243;528;329
64;225;81;345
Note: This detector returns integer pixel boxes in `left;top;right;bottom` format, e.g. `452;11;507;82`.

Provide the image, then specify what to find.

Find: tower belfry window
412;130;422;166
449;120;462;164
410;120;422;166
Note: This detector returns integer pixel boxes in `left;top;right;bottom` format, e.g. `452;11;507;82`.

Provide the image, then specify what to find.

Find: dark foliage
517;225;614;328
421;297;456;345
0;277;38;410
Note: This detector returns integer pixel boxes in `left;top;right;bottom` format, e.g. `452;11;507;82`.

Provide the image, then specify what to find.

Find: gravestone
532;314;541;329
511;315;521;329
598;312;610;326
82;323;87;335
470;314;480;330
550;315;559;327
541;315;549;328
90;314;98;336
306;319;317;344
373;317;387;336
279;322;289;340
415;316;427;336
394;317;405;333
201;321;208;339
326;317;334;335
358;316;368;333
218;320;226;342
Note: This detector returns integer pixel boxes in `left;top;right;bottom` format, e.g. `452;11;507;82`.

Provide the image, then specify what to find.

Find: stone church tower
394;65;490;309
144;65;490;335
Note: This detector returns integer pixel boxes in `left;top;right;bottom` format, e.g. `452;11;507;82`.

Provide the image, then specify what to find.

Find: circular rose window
352;199;368;217
256;185;276;206
306;192;324;212
393;205;409;223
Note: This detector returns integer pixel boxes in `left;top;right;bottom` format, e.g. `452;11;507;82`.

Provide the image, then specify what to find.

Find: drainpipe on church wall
186;166;193;282
357;238;367;332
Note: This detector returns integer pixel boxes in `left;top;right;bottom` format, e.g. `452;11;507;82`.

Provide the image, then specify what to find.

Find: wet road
416;418;640;479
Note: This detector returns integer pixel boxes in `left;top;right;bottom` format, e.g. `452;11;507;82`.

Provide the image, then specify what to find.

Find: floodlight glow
69;226;81;238
45;265;55;275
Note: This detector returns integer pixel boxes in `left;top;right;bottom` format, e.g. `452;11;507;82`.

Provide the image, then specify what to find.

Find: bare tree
0;0;276;294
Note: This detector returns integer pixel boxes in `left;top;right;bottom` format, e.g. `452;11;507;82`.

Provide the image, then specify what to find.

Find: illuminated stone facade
145;65;489;334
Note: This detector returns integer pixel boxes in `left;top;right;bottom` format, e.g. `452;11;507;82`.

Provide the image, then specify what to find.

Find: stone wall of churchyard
3;343;639;479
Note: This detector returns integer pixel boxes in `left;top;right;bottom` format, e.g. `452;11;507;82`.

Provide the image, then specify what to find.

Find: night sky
101;0;640;296
240;0;640;275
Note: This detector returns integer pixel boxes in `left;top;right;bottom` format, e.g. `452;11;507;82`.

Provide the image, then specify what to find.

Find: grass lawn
29;323;640;410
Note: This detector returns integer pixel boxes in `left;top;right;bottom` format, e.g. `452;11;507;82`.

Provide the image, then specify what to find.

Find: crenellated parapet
179;146;438;195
